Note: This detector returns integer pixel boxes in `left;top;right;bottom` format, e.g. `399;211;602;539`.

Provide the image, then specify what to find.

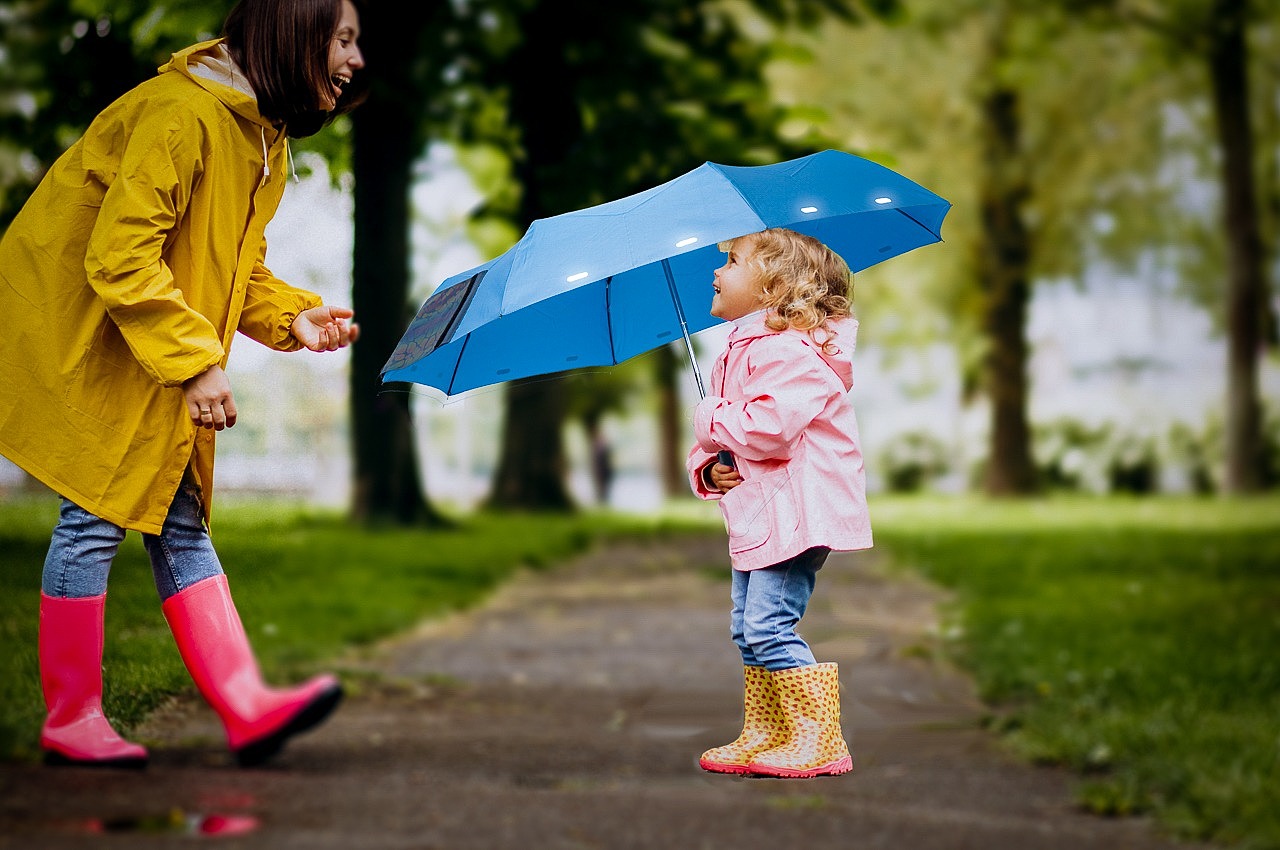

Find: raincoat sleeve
83;107;224;388
237;243;323;352
693;335;831;463
686;444;722;501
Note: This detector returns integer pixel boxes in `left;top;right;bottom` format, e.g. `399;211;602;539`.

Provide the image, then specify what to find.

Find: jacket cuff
693;396;728;453
686;445;721;501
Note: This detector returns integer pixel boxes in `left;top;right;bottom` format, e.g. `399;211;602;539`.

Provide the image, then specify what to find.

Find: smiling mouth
330;74;351;98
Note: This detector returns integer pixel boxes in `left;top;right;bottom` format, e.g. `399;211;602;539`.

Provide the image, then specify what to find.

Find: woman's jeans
42;484;224;602
730;546;829;672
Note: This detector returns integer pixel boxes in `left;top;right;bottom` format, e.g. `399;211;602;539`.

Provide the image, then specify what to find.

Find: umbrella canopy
381;149;950;397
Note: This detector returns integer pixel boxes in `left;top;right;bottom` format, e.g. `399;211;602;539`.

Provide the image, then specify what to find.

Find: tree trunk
1208;0;1266;493
486;378;575;510
977;86;1037;496
653;343;687;499
347;8;442;526
483;4;587;511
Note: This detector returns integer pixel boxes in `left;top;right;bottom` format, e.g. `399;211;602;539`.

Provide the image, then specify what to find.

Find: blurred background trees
1;0;1276;517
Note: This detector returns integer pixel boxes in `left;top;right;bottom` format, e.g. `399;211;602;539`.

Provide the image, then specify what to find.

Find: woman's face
321;0;364;111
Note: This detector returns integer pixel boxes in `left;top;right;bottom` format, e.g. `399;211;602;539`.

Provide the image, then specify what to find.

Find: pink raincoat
686;312;872;571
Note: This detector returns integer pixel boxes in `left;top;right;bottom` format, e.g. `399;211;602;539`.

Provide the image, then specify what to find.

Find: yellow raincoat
0;39;324;534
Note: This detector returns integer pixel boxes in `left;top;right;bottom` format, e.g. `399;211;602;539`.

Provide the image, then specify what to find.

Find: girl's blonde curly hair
719;228;853;351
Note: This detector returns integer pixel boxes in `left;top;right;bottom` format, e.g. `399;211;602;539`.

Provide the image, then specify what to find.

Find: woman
0;0;366;768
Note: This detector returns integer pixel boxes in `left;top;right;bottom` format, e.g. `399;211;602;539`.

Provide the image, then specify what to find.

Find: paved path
0;533;1208;849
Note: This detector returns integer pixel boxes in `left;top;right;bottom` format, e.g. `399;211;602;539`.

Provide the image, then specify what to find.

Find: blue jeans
730;547;829;672
42;484;224;601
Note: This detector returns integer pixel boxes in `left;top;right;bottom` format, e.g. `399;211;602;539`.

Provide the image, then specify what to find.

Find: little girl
687;227;872;778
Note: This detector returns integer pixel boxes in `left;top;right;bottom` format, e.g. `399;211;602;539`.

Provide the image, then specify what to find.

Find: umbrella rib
447;333;471;396
892;205;945;240
604;276;617;365
439;270;487;349
705;162;771;225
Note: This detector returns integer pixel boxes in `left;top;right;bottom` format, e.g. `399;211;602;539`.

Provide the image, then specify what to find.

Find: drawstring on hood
260;129;270;182
258;131;298;184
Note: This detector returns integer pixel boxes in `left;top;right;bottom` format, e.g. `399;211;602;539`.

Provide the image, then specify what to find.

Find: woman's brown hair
223;0;367;137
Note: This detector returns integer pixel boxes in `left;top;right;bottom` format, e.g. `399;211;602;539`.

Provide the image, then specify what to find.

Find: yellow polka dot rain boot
699;665;788;774
747;662;852;778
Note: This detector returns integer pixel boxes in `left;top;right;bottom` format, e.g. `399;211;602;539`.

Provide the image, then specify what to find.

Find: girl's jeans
42;484;224;602
730;546;830;672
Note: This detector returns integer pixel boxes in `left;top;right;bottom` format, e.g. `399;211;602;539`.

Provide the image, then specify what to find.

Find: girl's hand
291;305;360;352
183;365;237;430
709;462;743;494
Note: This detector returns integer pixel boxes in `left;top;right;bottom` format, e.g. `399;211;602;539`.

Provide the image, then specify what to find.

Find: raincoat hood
162;39;272;129
727;311;858;392
164;39;293;181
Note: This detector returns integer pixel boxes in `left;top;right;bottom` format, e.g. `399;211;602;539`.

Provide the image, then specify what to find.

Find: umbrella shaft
661;259;707;398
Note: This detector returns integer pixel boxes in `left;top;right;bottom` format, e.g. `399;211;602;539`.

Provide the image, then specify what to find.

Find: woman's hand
183;365;237;430
291;305;360;352
709;462;743;494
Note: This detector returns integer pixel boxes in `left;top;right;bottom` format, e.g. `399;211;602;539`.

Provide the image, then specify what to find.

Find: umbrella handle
717;450;735;470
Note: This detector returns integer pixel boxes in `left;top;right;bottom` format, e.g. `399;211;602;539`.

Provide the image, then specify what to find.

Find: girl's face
322;0;364;111
711;237;765;321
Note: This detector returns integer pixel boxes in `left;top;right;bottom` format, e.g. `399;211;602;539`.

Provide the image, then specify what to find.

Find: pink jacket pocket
719;468;800;557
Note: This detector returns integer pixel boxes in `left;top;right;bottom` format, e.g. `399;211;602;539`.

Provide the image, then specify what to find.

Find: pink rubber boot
39;593;148;768
162;575;342;767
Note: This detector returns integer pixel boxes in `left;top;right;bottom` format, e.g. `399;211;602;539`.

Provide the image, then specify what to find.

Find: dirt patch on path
0;534;1207;849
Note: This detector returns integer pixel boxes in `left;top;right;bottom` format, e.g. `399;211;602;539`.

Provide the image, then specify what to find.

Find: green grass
0;492;706;763
872;495;1280;850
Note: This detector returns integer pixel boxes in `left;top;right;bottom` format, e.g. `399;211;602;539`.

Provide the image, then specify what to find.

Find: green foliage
0;494;697;762
1033;418;1161;494
874;494;1280;849
770;0;1196;348
437;0;892;227
0;0;231;225
876;429;951;492
1166;405;1280;494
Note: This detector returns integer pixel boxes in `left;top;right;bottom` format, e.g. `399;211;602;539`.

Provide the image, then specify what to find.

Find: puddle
78;810;260;837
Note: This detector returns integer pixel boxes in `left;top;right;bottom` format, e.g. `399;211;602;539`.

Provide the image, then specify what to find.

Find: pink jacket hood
727;311;857;391
687;311;872;571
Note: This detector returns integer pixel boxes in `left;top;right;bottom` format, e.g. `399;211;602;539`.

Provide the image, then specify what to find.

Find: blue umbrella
380;149;950;397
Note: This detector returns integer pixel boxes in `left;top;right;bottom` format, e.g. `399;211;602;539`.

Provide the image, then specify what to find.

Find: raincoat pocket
64;319;146;434
719;467;799;556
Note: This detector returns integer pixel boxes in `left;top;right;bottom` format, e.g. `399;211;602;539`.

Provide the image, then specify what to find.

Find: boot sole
43;750;148;770
234;682;344;768
747;755;854;779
